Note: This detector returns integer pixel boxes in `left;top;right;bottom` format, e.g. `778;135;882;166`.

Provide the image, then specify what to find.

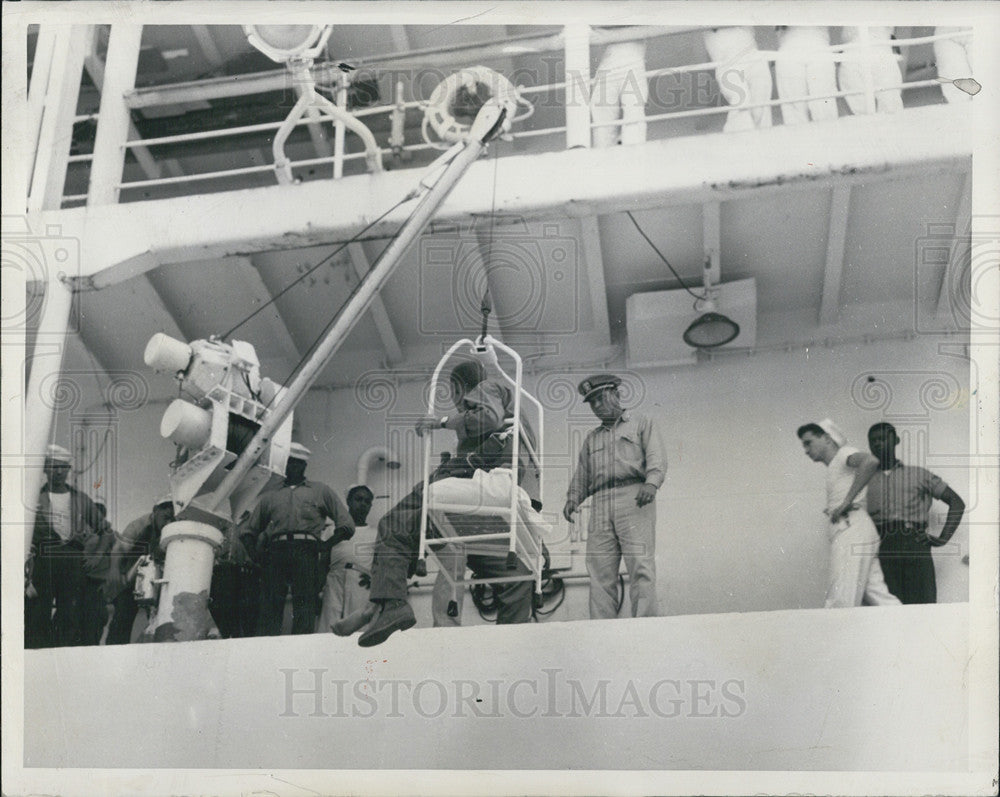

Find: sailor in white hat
239;441;354;635
26;443;111;648
796;420;900;608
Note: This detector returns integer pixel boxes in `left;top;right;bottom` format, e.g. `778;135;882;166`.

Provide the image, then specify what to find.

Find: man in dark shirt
866;422;965;603
240;442;354;635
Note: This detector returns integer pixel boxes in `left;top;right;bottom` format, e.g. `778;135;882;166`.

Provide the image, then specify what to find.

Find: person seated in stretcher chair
429;467;551;627
333;352;541;647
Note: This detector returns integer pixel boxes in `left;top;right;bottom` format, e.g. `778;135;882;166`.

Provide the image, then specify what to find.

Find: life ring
422;65;531;146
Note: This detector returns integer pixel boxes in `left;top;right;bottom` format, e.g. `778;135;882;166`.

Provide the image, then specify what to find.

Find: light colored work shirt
566;411;667;504
244;479;353;540
867;463;948;524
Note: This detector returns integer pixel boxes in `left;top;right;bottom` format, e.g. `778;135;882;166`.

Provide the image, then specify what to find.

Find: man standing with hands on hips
564;374;666;619
866;422;965;604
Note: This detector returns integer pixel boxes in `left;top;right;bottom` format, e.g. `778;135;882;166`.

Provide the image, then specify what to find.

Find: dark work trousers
468;553;533;623
369;463;532;619
106;587;141;645
25;542;86;648
370;463;472;604
258;538;319;635
211;562;262;638
876;521;937;604
79;577;109;646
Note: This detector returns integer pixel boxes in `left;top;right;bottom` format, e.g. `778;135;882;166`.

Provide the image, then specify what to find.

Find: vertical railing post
88;24;143;206
27;25;91;211
564;23;592;149
27;27;58;182
334;77;349;179
859;26;878;114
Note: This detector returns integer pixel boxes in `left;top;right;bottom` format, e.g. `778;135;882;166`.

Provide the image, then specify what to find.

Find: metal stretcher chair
416;335;547;614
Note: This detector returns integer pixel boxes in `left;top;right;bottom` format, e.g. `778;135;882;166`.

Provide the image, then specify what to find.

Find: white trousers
825;508;900;608
934;28;973;104
591;42;649;147
838;28;903;116
775;27;838;125
317;564;369;632
703;27;774;132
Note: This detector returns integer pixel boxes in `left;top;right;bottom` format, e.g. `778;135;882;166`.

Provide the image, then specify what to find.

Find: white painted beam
347;242;403;364
702;201;721;285
819;186;851;325
935;170;972;323
83;29;175;183
28;25;91;211
578;218;611;344
38;104;970;288
88;26;143;206
191;25;223;67
390;26;412;53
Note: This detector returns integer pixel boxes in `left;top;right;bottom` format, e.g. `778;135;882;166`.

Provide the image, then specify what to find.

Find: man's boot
358;599;416;647
331;602;377;636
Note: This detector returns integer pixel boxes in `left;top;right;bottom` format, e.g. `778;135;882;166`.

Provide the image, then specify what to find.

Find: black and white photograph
2;2;998;796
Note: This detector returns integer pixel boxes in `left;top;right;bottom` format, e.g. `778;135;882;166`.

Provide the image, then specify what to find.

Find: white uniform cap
289;442;311;462
818;418;847;447
45;444;73;463
153;493;173;508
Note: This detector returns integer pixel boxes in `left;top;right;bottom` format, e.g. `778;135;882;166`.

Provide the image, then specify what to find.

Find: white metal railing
50;25;971;209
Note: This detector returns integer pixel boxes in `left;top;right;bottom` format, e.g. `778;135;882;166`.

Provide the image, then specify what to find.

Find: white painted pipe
357;446;401;486
160;399;212;449
143;520;223;642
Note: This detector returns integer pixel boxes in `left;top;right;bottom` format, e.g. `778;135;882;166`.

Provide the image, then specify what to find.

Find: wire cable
220;192;418;341
625;210;703;299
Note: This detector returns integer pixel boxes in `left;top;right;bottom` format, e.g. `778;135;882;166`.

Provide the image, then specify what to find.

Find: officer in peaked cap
564;373;667;620
577;374;622;403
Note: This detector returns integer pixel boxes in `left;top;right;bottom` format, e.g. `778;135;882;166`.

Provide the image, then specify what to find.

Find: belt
875;520;927;531
269;532;319;543
593;477;645;494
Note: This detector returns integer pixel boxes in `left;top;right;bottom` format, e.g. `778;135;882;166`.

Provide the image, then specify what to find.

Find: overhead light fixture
243;25;331;63
683;258;740;349
243;24;383;181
